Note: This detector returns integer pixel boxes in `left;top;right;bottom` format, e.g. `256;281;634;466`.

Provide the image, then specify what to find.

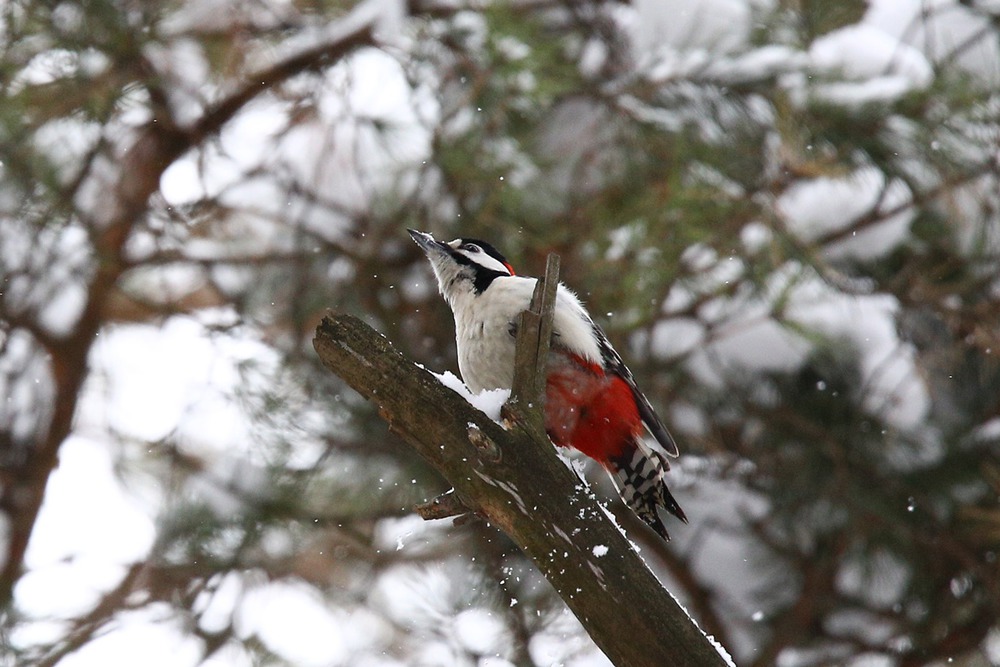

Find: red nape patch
504;262;515;275
544;356;641;464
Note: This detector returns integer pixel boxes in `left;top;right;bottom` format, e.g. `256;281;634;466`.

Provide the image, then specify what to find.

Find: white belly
451;276;602;393
455;297;521;392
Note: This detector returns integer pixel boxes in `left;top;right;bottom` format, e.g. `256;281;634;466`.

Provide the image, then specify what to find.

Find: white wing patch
551;284;603;365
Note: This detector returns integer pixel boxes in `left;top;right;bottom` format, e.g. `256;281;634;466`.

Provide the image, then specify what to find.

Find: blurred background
1;0;999;665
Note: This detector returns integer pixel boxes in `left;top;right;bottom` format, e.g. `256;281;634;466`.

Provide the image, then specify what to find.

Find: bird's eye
462;244;481;253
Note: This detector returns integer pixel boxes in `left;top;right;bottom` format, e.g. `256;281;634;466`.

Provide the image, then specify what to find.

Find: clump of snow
591;545;609;558
239;580;347;666
649;318;705;360
707;633;737;667
671;260;929;431
631;0;751;60
679;273;813;388
430;370;510;422
836;548;910;609
87;318;264;449
193;571;243;634
680;243;718;273
529;617;615;666
867;0;1000;88
432;369;475;398
740;222;773;255
470;388;512;422
785;271;929;431
663;587;737;667
808;24;933;104
973;417;1000;442
702;311;812;376
778;167;914;261
452;608;507;657
668;401;709;439
555;447;592;481
373;515;446;555
705;45;808;84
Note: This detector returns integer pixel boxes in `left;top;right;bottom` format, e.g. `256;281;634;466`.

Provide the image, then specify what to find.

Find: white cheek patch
457;250;510;276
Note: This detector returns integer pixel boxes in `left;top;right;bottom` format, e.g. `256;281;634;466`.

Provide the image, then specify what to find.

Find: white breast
451;276;602;392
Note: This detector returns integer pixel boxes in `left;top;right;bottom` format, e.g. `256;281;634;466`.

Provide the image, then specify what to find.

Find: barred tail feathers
608;442;687;541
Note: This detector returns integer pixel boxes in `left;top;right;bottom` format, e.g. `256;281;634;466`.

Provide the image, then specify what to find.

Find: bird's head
408;229;515;305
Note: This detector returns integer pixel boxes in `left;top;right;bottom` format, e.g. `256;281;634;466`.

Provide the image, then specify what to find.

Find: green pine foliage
1;0;999;665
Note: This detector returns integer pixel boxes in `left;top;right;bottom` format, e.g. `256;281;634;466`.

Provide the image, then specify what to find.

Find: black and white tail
609;442;687;541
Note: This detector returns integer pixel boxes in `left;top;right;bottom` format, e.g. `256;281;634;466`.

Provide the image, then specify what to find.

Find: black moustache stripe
449;251;508;294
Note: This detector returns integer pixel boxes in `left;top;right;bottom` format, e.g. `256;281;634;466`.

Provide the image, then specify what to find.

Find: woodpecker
409;229;686;540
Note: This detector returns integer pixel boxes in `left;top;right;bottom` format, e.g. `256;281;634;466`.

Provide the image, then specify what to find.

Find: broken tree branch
507;253;560;436
313;314;731;667
417;254;559;525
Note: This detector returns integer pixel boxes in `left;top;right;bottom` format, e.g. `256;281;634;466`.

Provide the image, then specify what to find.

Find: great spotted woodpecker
409;229;687;540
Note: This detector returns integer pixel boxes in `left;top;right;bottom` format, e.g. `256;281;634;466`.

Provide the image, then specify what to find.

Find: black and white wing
591;322;680;458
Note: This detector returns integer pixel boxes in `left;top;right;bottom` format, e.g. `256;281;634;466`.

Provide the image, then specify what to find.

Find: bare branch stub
534;253;560;398
506;253;560;434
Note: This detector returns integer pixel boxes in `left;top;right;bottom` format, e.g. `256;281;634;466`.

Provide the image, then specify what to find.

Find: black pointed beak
408;229;445;253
